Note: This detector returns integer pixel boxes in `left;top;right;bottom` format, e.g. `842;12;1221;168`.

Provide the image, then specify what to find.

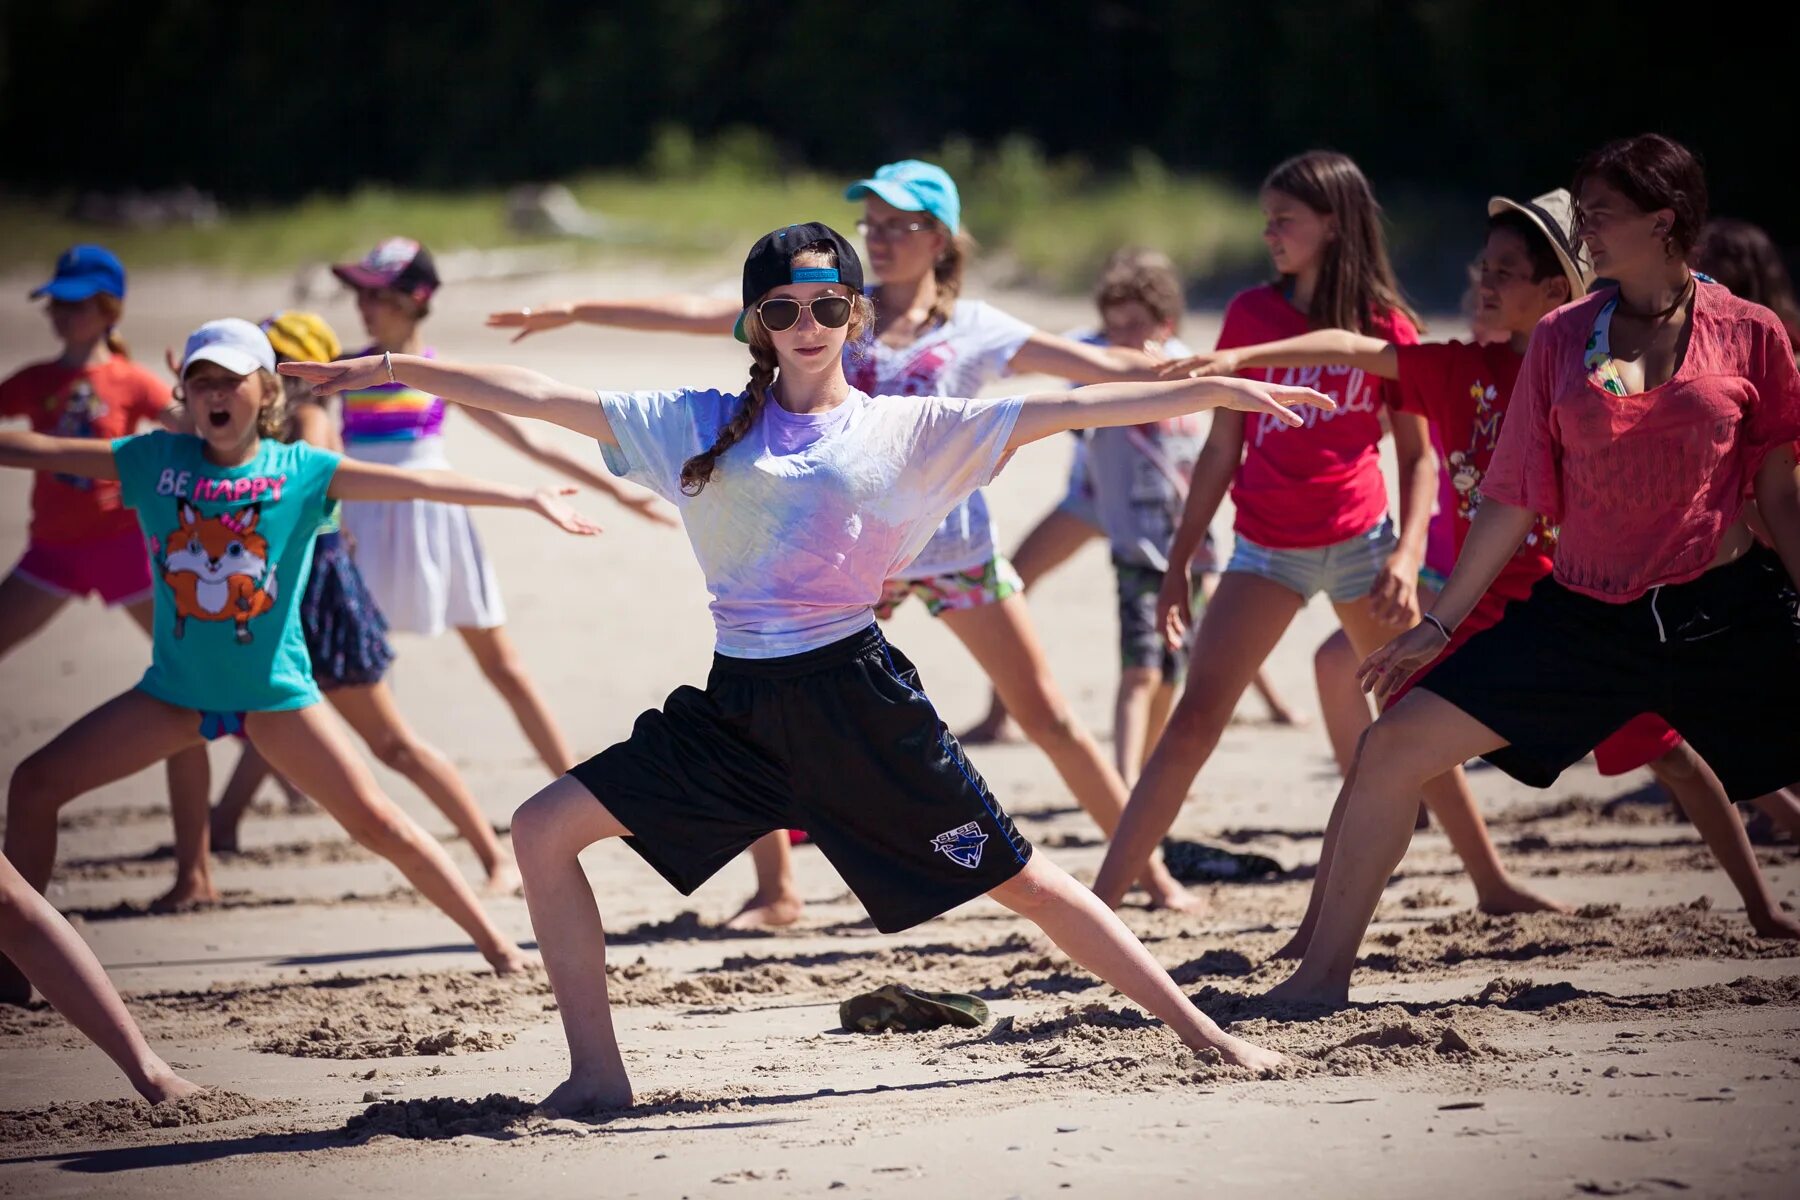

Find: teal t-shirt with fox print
111;431;340;713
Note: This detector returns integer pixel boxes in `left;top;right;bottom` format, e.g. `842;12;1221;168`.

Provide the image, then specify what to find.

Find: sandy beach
1;265;1796;1199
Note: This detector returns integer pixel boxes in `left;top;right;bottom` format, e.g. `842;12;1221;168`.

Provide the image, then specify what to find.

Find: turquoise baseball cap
844;160;961;233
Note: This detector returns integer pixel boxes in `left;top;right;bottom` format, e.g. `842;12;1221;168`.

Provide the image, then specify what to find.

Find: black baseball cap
734;222;864;343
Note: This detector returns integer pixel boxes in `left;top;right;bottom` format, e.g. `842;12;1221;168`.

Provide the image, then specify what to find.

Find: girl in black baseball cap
284;221;1336;1109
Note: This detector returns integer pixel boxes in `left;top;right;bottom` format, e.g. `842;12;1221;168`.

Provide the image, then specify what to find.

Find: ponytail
96;295;130;358
680;340;775;496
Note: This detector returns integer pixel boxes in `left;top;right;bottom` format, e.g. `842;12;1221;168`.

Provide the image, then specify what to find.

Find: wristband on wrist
1421;612;1453;643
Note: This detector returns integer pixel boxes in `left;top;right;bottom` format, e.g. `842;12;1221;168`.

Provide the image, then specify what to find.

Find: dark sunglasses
756;295;852;333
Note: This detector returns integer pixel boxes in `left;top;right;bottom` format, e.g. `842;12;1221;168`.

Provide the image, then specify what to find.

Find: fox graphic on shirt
160;501;278;643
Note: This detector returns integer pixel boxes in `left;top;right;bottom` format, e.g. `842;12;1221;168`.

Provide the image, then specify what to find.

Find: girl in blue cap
288;222;1325;1109
0;245;217;911
488;161;1201;923
0;316;607;1002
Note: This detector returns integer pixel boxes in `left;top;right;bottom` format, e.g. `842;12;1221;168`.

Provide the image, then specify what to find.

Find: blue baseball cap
844;160;961;233
31;245;126;302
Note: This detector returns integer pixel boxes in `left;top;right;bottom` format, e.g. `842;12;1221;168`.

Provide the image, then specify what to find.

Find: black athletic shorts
1420;545;1800;801
569;624;1032;932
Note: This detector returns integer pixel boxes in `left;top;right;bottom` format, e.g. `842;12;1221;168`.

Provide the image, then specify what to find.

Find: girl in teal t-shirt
0;318;602;1004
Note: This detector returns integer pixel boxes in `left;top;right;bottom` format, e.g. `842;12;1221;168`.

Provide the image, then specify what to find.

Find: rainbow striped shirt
340;346;446;443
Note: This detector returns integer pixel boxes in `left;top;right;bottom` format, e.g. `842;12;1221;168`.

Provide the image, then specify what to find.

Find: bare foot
1264;703;1309;728
208;810;240;854
536;1074;632;1116
482;860;523;897
487;946;531;976
150;876;221;913
1267;929;1311;961
726;892;805;930
139;1068;204;1104
1475;879;1572;917
1260;973;1349;1011
1750;910;1800;940
1145;867;1207;914
958;713;1022;746
1204;1030;1289;1073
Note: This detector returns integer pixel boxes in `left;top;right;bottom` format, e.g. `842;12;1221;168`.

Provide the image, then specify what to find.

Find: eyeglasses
756;295;853;333
856;218;931;241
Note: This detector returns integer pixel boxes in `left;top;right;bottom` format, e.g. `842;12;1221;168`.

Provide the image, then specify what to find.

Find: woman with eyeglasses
489;162;1201;924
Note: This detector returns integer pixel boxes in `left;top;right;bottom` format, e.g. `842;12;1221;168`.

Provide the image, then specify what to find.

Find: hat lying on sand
1159;839;1284;884
839;984;989;1033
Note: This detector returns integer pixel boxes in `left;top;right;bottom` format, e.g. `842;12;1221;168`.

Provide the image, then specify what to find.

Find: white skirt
340;437;506;636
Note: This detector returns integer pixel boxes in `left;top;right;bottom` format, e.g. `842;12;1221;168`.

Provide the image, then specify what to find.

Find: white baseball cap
181;318;276;378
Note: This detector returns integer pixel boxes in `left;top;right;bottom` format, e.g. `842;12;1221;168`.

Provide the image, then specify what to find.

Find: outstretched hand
530;486;604;536
1213;378;1333;429
279;356;389;397
486;305;575;343
1355;622;1448;708
1158;350;1240;380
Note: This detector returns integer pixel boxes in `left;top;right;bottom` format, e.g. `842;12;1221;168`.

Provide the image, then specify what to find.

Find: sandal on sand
1159;838;1283;883
839;984;989;1033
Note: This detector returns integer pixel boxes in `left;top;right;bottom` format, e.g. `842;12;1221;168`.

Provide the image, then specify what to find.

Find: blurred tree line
3;0;1794;246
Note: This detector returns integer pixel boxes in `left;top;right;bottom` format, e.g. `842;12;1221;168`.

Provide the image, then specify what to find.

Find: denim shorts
1225;518;1397;603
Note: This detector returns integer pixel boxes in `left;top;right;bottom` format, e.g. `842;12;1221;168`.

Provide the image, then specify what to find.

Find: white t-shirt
599;387;1024;658
846;298;1035;578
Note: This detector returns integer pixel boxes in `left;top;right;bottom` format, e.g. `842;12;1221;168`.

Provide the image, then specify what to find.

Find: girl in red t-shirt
0;246;216;910
1093;151;1438;906
1268;135;1800;1007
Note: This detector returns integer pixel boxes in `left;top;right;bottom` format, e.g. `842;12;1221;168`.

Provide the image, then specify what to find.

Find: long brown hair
1692;218;1800;348
95;293;130;357
926;224;976;328
679;244;876;496
1262;150;1421;335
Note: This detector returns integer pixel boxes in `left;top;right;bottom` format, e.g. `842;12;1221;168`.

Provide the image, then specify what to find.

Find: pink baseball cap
330;237;440;303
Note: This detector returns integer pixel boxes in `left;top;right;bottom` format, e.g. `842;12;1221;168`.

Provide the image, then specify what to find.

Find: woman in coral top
1267;134;1800;1006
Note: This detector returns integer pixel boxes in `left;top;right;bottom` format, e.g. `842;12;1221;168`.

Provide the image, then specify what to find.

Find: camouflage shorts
877;555;1025;620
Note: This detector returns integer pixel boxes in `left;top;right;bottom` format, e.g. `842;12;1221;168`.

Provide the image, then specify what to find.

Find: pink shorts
1592;713;1685;776
12;528;154;608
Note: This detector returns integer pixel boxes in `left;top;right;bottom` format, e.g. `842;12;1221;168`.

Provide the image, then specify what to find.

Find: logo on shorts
930;821;988;869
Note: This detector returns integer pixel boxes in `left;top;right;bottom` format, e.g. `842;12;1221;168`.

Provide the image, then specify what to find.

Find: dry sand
1;265;1796;1199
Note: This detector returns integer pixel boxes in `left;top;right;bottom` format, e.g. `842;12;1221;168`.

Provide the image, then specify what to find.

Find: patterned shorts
1116;561;1200;681
877;556;1025;620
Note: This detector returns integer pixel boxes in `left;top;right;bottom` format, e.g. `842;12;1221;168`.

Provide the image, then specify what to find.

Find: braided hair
679;244;874;495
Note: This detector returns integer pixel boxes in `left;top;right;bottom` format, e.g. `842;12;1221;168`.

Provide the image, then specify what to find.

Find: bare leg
1094;573;1305;906
458;624;576;776
1142;681;1177;768
1749;786;1800;841
1200;572;1302;726
245;706;526;972
510;775;636;1111
1312;630;1370;775
0;569;71;658
988;857;1283;1070
942;595;1192;909
1420;767;1569;915
1113;667;1163;789
329;682;518;893
210;745;270;853
121;599;216;908
1267;691;1507;1006
1648;746;1799;938
726;831;804;929
0;856;199;1098
2;690;205;1002
964;509;1100;745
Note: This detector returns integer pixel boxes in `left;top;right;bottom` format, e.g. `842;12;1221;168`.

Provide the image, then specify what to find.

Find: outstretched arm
487;294;741;342
1160;330;1400;381
0;431;118;480
282;355;614;444
328;459;602;536
1006;376;1331;450
1357;500;1540;706
460;408;678;526
1008;330;1162;384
